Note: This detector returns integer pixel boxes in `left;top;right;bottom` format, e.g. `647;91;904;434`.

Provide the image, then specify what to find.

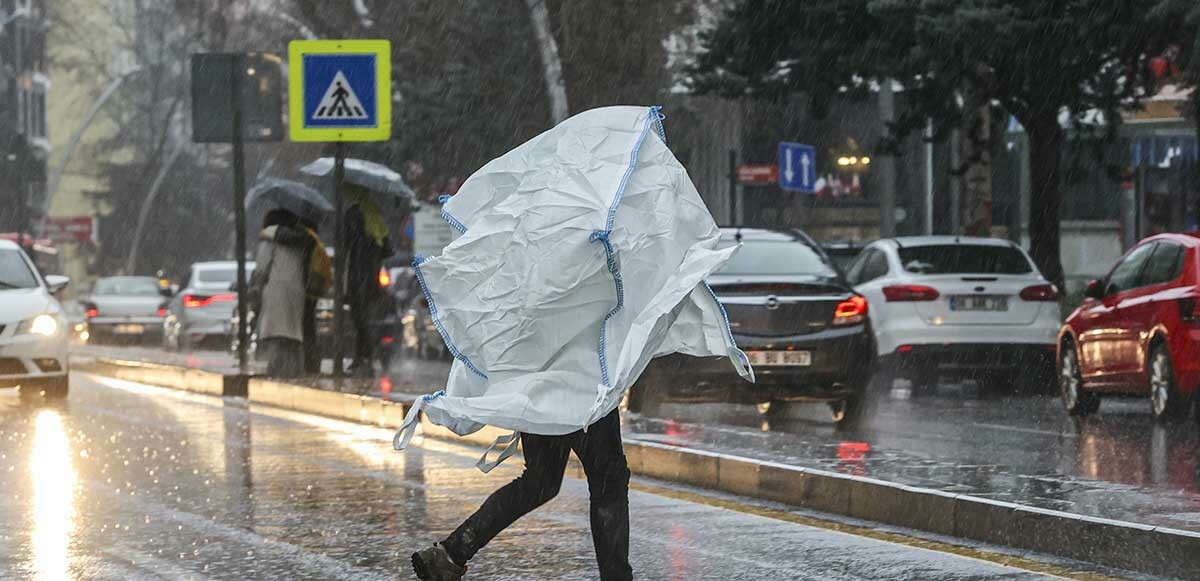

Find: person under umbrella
343;184;393;376
247;179;333;373
248;208;321;378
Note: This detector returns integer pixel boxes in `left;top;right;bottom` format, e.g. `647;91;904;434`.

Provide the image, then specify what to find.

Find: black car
628;228;874;426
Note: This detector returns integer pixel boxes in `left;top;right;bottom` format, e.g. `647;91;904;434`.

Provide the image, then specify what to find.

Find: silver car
82;276;169;344
163;261;255;351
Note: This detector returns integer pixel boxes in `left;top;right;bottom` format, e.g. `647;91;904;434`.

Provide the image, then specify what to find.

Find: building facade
0;0;49;235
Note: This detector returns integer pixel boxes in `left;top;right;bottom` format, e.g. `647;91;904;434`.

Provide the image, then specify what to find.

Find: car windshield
898;245;1033;275
94;277;161;296
717;240;832;276
0;249;39;290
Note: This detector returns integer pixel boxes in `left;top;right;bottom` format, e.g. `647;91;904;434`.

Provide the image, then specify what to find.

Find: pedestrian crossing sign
288;40;391;142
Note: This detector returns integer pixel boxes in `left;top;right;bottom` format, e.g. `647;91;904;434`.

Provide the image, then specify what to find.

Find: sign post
230;54;250;375
778;142;817;194
288;40;392;376
191;52;283;382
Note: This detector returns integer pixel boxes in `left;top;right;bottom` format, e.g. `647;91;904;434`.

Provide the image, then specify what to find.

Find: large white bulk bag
394;106;753;471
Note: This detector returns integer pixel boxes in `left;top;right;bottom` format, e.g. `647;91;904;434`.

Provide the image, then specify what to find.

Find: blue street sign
288;40;391;142
778;142;816;193
302;54;377;128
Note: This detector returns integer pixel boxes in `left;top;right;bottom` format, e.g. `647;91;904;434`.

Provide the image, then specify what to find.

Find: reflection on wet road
630;382;1200;531
0;374;1069;579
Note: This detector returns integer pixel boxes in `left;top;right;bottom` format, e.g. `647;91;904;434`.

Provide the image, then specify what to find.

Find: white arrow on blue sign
778;142;816;193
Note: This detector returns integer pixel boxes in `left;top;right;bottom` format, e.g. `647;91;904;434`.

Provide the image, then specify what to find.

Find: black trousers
349;298;373;366
302;298;318;374
442;409;633;581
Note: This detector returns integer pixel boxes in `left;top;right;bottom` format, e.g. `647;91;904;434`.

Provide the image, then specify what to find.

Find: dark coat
345;203;392;310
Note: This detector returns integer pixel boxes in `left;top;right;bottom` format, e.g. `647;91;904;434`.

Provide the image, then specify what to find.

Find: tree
692;0;1174;289
49;0;292;276
526;0;569;123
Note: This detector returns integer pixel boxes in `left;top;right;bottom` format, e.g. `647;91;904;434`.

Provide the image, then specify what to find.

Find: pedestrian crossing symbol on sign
288;40;391;142
313;72;367;120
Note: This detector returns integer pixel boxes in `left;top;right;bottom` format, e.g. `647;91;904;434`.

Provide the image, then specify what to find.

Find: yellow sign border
288;39;391;142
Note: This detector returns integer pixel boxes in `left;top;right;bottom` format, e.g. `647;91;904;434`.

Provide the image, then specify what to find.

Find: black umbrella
246;178;333;223
299;157;417;205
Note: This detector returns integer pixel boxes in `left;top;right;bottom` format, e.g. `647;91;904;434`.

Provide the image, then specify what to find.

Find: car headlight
17;314;60;337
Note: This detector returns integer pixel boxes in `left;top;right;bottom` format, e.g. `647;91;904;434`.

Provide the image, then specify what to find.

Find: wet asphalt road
635;381;1200;532
74;344;1200;534
0;374;1087;580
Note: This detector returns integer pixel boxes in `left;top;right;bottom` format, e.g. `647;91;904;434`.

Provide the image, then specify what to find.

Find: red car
1058;233;1200;420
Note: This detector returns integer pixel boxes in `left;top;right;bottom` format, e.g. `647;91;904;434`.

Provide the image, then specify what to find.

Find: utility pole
728;149;739;225
878;79;897;237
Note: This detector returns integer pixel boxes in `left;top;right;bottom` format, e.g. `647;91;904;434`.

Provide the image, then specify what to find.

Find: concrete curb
75;357;1200;578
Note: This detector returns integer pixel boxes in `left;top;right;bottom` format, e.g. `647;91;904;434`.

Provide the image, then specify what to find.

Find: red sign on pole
42;216;96;244
737;164;778;185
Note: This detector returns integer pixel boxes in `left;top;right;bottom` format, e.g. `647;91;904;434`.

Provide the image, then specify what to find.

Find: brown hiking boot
411;542;467;580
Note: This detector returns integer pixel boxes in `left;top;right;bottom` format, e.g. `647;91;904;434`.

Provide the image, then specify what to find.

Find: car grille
0;357;27;375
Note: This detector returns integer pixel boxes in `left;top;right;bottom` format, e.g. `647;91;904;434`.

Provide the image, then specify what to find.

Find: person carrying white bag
400;105;753;581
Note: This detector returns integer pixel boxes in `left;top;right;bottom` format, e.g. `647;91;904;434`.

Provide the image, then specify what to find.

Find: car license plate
115;324;145;334
747;350;811;367
949;295;1008;312
317;298;334;310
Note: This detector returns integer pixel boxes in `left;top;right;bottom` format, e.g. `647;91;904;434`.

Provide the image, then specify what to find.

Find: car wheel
830;396;863;427
870;357;896;393
21;376;68;401
626;373;665;415
1059;341;1099;416
45;376;69;399
1149;344;1187;422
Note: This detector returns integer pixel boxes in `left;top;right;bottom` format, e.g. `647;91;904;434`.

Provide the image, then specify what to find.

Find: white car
0;240;71;398
845;236;1060;392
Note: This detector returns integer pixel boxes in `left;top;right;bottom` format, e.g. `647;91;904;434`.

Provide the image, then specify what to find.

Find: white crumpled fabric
393;105;754;471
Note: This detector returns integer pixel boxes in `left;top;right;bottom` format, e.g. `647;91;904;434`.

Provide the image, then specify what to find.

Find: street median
75;356;1200;578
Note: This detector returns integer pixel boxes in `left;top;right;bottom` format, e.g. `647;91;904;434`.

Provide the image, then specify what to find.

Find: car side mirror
44;274;70;294
1084;279;1104;300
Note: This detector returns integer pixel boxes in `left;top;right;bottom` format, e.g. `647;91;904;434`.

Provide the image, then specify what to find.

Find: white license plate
317;298;335;310
114;324;145;334
949;295;1008;312
747;350;811;367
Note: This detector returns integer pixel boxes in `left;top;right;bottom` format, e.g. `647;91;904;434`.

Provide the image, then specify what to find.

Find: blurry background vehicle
59;299;90;344
627;228;874;426
163;261;255;351
1058;233;1200;421
819;240;867;276
850;236;1060;394
0;240;71;399
81;276;168;345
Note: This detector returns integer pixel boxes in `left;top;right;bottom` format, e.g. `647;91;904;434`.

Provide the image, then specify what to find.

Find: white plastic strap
727;346;756;383
392;397;425;451
476;430;521;473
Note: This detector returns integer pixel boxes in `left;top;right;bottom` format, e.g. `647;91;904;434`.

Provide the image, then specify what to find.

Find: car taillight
378;267;391;287
1179;298;1200;323
157;307;167;317
85;306;99;318
882;285;940;302
1020;284;1059;302
832;295;868;326
183;293;236;308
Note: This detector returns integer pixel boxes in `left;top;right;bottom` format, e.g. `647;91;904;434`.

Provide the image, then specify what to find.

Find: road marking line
975;423;1078;438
